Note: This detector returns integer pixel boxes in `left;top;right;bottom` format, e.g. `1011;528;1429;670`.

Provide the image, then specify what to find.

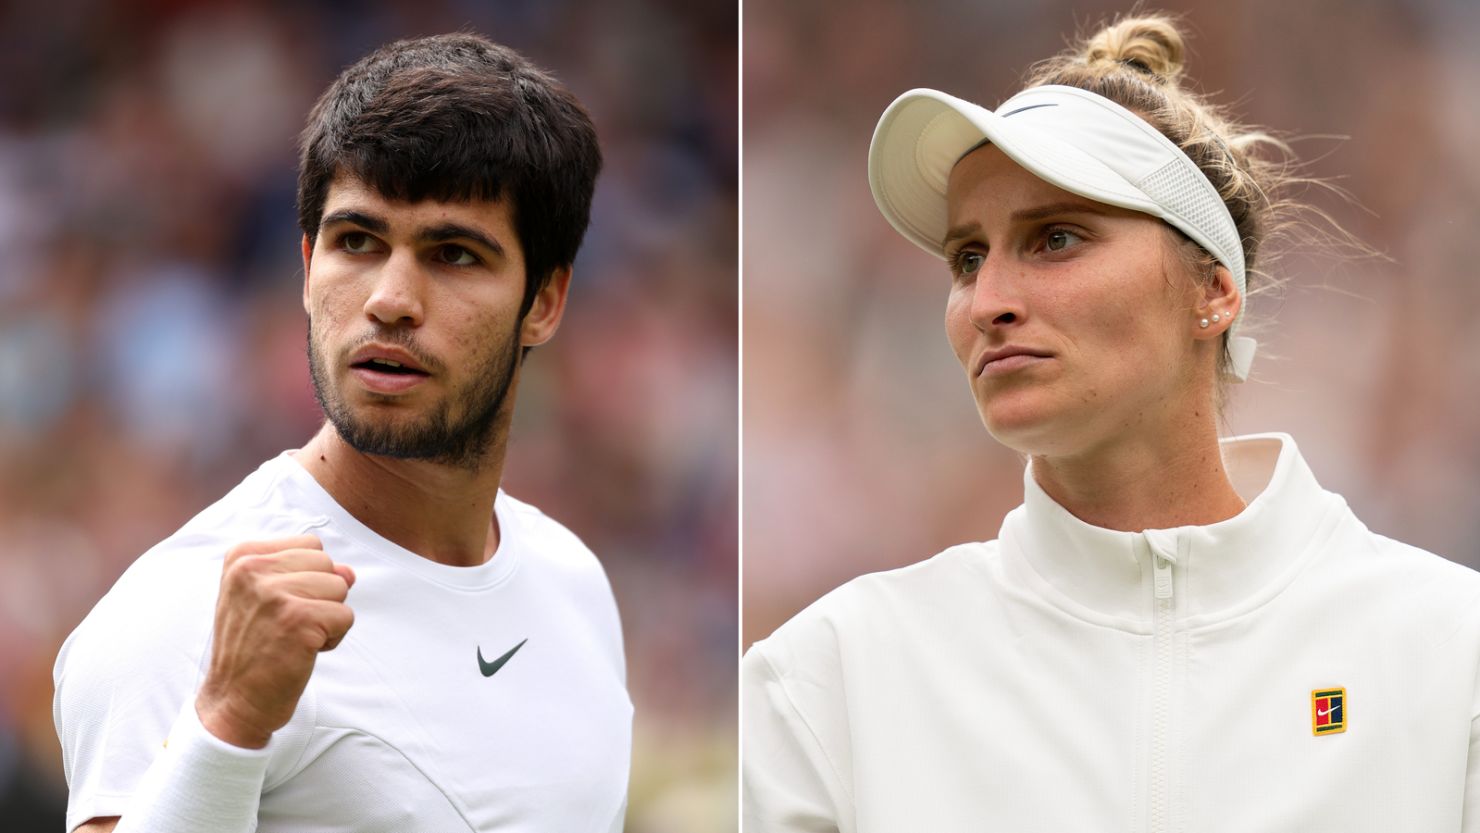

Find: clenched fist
196;535;355;749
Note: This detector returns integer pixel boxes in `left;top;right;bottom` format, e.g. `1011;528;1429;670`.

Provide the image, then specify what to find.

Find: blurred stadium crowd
0;1;736;831
744;0;1480;644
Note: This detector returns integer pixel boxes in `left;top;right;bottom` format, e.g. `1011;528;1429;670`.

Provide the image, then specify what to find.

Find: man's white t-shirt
54;452;632;833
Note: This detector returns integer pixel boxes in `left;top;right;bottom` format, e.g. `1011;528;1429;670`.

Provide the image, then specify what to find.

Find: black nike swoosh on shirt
477;638;528;677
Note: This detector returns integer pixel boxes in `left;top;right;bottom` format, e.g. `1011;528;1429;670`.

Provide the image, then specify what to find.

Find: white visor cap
868;84;1256;381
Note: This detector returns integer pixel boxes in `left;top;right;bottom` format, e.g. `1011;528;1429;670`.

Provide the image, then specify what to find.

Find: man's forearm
110;698;271;833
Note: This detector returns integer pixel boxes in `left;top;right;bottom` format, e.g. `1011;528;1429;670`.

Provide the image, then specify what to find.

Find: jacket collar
1000;433;1344;627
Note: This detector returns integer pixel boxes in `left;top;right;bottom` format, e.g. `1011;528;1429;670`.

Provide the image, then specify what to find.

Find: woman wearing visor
742;13;1480;832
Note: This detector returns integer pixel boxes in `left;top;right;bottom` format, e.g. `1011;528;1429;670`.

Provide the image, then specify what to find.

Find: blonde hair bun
1082;15;1186;83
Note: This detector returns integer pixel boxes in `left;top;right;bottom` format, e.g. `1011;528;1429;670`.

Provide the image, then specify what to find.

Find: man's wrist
112;697;271;833
195;694;273;750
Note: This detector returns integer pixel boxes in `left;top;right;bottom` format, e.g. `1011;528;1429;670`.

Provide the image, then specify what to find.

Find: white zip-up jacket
743;434;1480;832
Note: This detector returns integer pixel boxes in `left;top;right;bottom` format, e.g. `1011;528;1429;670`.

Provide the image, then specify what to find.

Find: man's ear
301;234;314;315
520;266;572;347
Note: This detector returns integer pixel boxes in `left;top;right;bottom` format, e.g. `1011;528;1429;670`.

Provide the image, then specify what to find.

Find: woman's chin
977;393;1077;455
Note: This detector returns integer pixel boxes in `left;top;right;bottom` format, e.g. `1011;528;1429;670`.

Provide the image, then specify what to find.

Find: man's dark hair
297;33;602;317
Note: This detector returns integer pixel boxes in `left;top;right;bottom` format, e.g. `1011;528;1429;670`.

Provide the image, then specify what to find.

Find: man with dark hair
53;34;630;833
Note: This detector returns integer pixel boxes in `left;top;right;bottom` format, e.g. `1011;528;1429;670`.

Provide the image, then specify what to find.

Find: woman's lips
981;353;1050;376
975;347;1053;377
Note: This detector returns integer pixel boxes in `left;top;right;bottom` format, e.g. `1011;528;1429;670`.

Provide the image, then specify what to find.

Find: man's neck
293;425;507;567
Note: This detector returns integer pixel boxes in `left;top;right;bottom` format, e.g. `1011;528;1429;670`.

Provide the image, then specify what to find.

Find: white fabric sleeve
54;552;221;831
112;699;270;833
741;641;850;833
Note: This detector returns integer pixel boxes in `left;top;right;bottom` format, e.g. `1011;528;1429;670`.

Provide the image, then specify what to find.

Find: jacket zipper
1146;533;1178;833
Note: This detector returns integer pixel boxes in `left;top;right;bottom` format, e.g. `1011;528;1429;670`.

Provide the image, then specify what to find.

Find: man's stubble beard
307;322;520;472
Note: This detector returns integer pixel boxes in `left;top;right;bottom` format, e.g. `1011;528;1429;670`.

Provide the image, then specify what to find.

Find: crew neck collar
271;451;522;591
1000;433;1344;629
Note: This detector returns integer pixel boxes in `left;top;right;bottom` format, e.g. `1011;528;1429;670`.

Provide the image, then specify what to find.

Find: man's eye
439;245;478;266
342;232;376;254
1044;228;1085;252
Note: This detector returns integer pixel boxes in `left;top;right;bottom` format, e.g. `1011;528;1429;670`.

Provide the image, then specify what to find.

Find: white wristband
113;699;271;833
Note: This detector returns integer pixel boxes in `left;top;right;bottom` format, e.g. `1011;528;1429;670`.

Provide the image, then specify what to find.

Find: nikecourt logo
478;639;528;677
1311;687;1346;735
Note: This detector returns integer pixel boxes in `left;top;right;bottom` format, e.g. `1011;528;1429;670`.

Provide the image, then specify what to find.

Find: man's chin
326;403;497;470
353;389;425;407
335;428;444;463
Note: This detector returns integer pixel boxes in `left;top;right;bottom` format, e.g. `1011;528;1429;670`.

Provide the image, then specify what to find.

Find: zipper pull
1143;530;1178;600
1153;553;1173;599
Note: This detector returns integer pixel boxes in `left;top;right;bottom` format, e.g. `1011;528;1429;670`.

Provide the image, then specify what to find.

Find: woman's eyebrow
943;221;982;247
1010;201;1111;223
944;201;1112;246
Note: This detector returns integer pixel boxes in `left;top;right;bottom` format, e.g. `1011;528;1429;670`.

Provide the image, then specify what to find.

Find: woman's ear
1192;263;1239;341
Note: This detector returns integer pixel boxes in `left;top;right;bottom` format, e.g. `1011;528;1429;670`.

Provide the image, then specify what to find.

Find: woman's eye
1044;228;1084;252
952;251;985;277
439;245;478;266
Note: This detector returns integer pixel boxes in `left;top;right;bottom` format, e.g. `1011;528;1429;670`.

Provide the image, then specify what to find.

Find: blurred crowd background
745;0;1480;645
0;1;736;831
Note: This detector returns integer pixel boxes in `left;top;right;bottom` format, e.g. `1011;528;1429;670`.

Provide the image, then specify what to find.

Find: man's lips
347;343;432;394
350;365;428;394
974;346;1053;377
348;344;430;374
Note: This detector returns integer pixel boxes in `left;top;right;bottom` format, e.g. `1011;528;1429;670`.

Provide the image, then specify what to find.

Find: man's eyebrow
418;223;505;258
319;211;505;258
320;210;388;234
1010;201;1112;223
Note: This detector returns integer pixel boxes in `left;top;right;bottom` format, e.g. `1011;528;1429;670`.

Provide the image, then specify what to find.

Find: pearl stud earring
1199;318;1210;329
1211;314;1221;324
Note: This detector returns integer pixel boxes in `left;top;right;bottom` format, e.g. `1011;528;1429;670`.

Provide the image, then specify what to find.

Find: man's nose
363;250;425;327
